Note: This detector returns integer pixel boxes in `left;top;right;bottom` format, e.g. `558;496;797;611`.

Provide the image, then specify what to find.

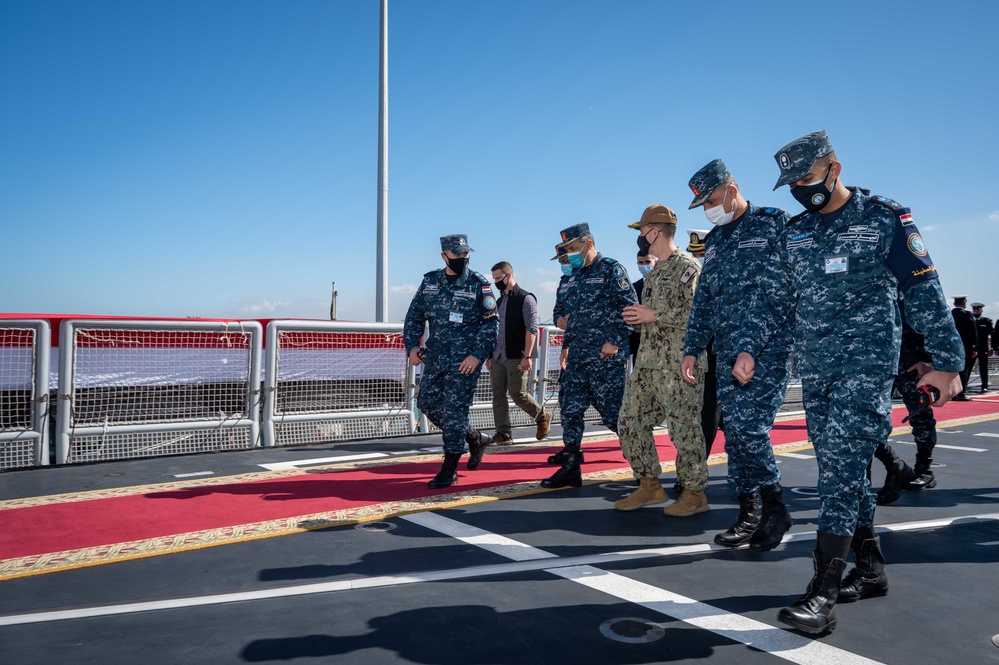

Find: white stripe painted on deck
258;452;388;470
401;511;558;561
552;565;883;665
973;432;999;438
780;453;815;459
2;511;996;637
895;441;988;452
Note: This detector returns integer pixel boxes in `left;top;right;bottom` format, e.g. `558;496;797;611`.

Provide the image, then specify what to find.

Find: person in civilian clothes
487;261;551;444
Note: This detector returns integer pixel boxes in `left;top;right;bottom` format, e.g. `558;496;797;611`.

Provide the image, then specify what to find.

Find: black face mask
791;164;836;213
446;256;468;274
494;277;509;291
636;228;655;256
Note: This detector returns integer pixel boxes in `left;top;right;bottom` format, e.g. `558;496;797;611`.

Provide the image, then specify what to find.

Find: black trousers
959;351;975;393
701;352;721;458
978;352;991;390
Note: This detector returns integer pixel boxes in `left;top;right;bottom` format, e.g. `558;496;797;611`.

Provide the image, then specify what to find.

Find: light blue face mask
567;251;585;269
638;263;653;277
560;263;574;276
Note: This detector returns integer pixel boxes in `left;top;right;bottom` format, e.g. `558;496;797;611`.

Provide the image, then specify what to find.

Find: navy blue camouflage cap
687;159;731;209
440;234;474;253
550;241;570;261
558;222;591;244
772;130;834;190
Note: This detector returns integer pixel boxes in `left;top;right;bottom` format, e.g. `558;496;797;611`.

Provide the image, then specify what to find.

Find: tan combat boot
614;477;667;511
663;489;709;517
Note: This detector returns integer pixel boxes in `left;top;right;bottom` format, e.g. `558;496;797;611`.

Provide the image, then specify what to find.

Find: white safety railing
263;321;415;447
7;314;989;468
56;320;263;464
0;320;51;470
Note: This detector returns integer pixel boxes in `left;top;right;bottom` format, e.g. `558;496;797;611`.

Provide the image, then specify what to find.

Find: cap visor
688;192;710;209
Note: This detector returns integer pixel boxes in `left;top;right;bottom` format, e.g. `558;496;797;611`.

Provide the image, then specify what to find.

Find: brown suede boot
663;489;709;517
535;411;552;440
614;477;667;511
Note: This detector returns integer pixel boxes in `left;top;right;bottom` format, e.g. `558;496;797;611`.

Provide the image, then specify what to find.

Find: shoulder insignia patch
870;194;903;210
907;232;927;257
758;206;785;217
483;295;497;310
619;277;630;290
679;266;697;284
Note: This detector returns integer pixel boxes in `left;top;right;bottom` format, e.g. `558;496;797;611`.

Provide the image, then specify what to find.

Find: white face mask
704;188;735;226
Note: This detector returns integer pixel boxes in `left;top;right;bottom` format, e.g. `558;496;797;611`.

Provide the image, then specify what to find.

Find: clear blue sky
3;1;997;324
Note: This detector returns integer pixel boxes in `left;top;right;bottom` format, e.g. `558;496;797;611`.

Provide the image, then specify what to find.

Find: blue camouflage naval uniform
404;267;499;455
736;187;964;537
553;273;572;324
684;203;794;497
560;253;637;445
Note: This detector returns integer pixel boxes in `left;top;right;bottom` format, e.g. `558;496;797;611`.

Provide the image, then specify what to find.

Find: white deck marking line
553;565;882;665
779;453;815;459
408;512;882;664
401;511;558;561
973;432;999;438
172;471;215;478
258;453;388;470
2;512;997;629
894;441;988;452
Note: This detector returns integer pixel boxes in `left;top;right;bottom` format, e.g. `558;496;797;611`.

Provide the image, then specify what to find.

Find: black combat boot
874;443;916;505
715;492;761;548
428;453;461;489
777;532;851;634
749;483;792;551
906;455;937;490
547;447;571;465
838;526;888;602
465;428;492;470
541;449;583;488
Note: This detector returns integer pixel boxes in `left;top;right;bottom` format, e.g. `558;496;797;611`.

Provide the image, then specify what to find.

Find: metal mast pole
375;0;389;321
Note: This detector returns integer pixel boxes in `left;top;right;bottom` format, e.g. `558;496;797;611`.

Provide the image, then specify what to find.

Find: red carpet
2;396;997;578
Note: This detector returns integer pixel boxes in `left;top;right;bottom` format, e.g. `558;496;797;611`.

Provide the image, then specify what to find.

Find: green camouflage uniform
617;247;707;489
